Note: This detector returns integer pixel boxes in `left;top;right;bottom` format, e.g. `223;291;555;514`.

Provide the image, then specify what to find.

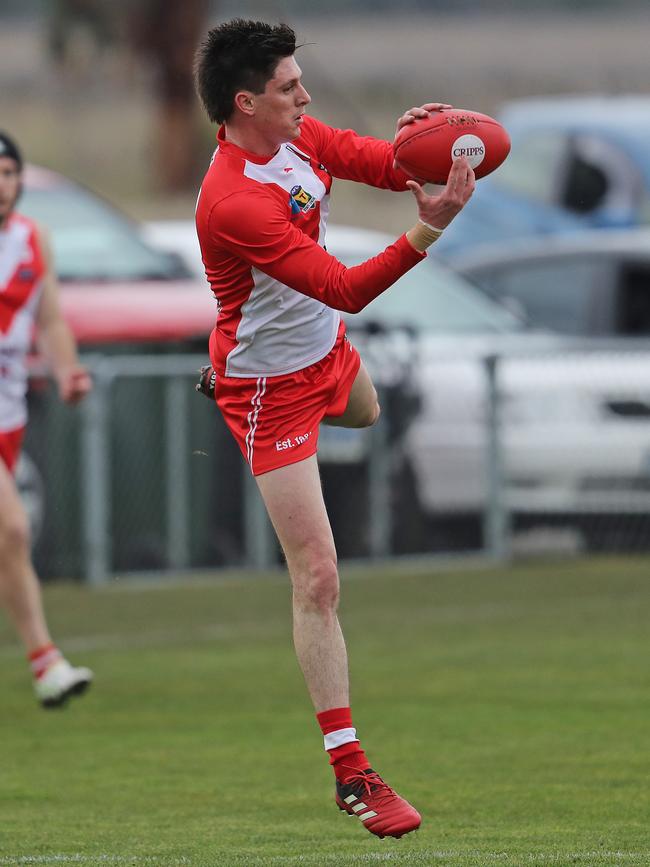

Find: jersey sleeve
209;190;425;314
299;116;412;191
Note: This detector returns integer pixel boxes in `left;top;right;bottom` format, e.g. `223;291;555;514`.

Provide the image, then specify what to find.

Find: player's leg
255;453;421;838
0;457;93;707
0;458;51;651
255;453;347;711
324;361;380;429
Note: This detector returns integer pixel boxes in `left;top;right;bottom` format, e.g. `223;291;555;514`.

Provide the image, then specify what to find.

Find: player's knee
295;556;340;613
0;512;31;559
368;400;381;427
355;399;381;429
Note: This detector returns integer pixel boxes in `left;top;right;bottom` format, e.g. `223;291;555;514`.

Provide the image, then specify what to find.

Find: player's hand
57;365;92;404
406;156;475;230
393;103;452;172
394;102;452;137
195;364;216;400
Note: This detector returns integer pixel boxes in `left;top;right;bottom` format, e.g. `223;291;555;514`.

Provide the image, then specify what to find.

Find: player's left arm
34;226;92;404
305;105;450;190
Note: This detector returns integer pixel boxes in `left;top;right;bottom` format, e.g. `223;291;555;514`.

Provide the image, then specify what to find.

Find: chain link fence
19;342;650;583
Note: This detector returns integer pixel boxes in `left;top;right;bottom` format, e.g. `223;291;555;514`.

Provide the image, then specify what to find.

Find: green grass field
1;557;649;866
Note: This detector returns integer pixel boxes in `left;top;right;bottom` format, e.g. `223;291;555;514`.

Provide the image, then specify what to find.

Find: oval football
393;108;510;184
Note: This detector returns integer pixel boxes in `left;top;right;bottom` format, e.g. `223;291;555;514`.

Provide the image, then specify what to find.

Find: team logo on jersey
289;184;316;215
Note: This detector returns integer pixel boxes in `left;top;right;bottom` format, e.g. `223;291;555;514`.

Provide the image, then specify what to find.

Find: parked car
147;220;650;551
449;228;650;337
434;95;650;257
15;168;218;569
20;165;217;347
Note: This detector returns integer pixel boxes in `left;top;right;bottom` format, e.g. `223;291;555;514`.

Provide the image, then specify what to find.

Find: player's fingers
420;102;452;112
406;179;425;203
62;370;92;403
397;105;433;130
455;159;475;197
443;159;462;193
447;156;470;189
396;112;418;130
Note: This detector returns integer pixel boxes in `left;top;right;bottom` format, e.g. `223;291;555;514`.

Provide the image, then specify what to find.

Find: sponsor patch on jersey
289;184;316;215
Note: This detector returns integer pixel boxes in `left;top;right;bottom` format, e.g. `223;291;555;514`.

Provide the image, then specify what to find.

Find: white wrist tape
407;220;444;252
419;219;445;234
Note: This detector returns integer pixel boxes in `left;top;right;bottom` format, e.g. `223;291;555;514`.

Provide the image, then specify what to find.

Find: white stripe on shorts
245;377;267;470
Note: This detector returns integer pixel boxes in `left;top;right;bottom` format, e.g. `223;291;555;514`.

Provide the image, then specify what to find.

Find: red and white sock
317;706;371;783
28;643;62;680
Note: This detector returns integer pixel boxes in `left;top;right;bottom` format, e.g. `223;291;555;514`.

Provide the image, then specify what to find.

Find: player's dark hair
0;131;23;171
195;19;297;124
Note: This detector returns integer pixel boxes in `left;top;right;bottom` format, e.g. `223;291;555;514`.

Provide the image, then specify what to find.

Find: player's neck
223;122;282;158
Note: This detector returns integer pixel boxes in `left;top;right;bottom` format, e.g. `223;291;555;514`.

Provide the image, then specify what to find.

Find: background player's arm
34;226;92;404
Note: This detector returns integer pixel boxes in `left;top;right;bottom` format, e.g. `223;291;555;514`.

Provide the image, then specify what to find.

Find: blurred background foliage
1;1;649;232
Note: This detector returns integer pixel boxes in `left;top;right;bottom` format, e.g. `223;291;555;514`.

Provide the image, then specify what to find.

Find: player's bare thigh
324;360;379;429
255;453;336;570
0;457;27;537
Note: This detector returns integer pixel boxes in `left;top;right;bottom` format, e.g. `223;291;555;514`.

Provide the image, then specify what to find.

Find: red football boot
335;768;421;839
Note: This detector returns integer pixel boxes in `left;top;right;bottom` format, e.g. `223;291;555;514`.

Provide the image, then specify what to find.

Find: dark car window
491;131;568;204
617;264;650;335
20;184;191;282
471;258;601;335
561;134;642;217
562;152;608;213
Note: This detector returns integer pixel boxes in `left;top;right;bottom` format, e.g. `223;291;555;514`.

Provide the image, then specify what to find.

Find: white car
145;220;650;549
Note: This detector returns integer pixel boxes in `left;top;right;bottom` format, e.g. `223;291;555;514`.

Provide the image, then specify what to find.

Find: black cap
0;132;23;171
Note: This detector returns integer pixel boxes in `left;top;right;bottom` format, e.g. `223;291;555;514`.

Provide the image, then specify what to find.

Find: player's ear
234;90;256;117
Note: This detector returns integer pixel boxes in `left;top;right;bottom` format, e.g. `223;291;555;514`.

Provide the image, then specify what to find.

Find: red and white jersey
0;213;45;431
196;115;425;378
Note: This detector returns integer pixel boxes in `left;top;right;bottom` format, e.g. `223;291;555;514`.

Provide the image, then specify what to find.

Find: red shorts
215;324;361;476
0;426;25;474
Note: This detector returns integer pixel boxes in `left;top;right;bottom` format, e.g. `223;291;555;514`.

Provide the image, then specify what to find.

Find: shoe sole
40;678;92;709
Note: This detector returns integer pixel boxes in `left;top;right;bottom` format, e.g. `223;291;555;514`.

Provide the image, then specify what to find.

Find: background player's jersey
0;213;45;431
196;115;425;378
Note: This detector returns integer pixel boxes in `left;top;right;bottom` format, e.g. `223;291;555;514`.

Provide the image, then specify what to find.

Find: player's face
0;157;21;227
255;55;311;145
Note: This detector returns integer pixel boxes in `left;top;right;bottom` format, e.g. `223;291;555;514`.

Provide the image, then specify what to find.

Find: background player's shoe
34;659;93;708
335;768;421;839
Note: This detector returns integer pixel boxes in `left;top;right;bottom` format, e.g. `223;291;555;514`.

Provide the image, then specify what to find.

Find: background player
194;19;474;838
0;131;94;708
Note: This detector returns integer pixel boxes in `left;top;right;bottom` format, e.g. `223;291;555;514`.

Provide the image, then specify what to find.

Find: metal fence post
483;353;510;561
242;463;277;569
367;408;392;558
165;375;190;570
80;360;113;585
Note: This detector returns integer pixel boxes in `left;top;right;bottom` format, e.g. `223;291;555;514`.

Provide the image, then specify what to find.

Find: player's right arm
208;157;474;308
210;190;425;314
